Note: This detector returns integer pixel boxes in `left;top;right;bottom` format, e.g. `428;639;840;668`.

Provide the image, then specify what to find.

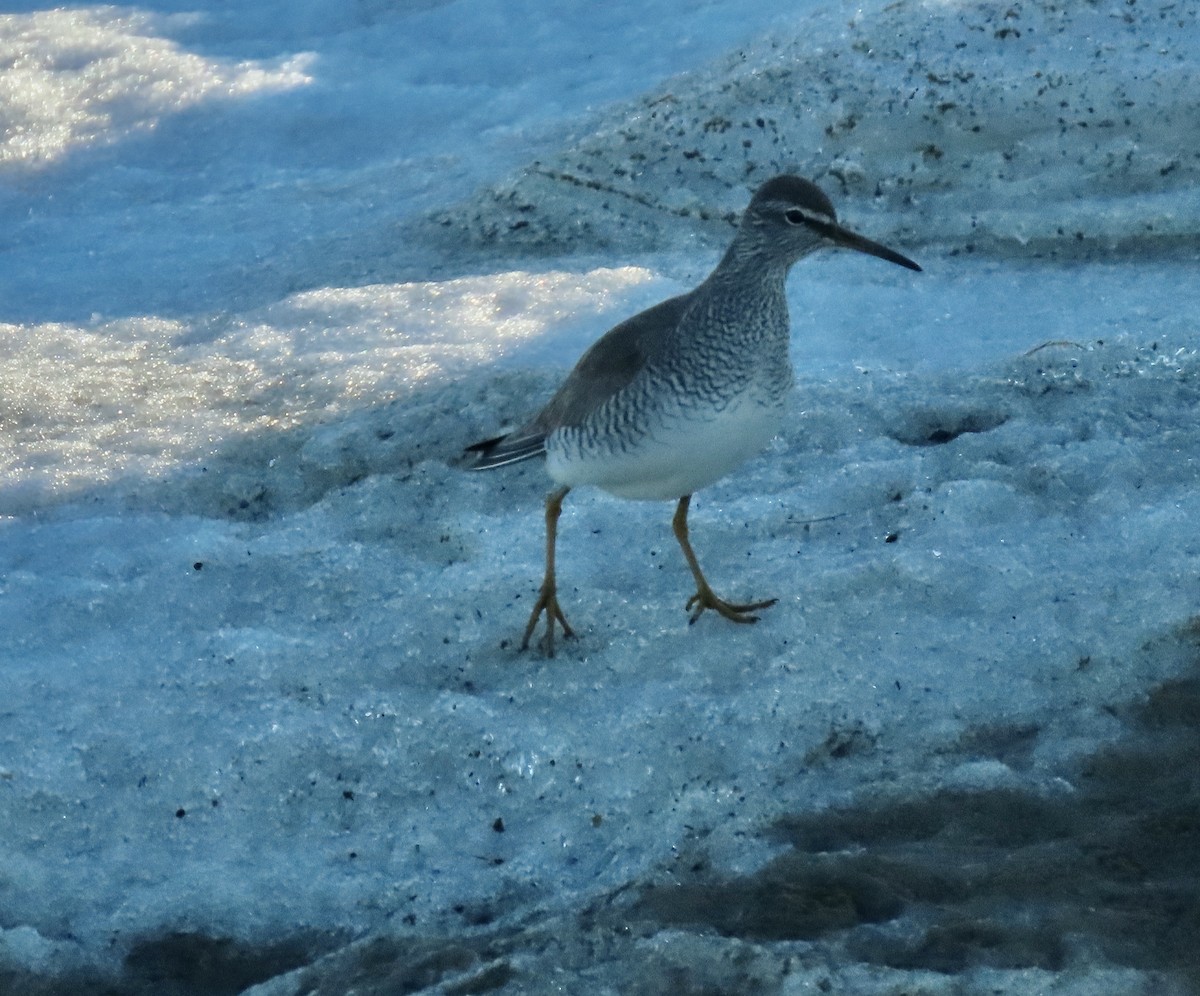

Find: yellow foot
685;586;777;626
520;584;574;657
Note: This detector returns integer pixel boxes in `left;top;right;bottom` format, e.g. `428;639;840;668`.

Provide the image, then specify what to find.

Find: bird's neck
704;237;791;299
700;237;792;307
681;236;793;360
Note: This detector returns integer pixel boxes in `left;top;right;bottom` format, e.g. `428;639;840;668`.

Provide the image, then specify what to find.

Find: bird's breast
545;387;787;500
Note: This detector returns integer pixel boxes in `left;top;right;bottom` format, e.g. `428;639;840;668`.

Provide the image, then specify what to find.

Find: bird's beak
824;222;922;272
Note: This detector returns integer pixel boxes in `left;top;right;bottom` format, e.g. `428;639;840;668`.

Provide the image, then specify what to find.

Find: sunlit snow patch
0;267;657;510
0;7;312;170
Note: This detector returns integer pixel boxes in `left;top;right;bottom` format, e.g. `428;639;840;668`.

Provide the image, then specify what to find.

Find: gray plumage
467;175;917;498
464;174;920;653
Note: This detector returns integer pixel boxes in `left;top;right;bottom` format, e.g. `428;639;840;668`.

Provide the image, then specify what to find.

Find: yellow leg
672;494;777;626
521;485;574;656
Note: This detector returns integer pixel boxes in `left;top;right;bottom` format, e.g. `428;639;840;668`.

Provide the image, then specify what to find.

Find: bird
465;174;920;655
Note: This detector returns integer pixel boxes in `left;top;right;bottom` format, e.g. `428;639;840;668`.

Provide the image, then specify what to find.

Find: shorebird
466;175;920;655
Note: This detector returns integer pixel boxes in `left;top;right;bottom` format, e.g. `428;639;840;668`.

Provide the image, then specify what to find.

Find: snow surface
1;1;1199;993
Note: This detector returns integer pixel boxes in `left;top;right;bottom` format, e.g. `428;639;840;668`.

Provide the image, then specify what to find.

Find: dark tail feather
464;430;547;470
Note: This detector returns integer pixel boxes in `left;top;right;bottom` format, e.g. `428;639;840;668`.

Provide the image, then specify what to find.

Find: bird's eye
784;208;806;225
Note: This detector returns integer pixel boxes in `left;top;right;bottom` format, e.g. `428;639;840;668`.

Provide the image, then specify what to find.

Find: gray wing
530;293;689;432
465;293;690;470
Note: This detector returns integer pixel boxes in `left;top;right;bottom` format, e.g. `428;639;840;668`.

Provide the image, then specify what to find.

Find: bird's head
742;175;921;272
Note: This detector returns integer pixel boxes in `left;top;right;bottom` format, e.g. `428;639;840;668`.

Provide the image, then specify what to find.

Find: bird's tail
463;430;547;470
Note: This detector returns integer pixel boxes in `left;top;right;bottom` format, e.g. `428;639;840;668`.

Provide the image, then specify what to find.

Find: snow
1;1;1198;993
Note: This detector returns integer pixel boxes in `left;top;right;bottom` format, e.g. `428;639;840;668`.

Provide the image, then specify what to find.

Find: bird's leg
521;486;574;656
672;494;778;625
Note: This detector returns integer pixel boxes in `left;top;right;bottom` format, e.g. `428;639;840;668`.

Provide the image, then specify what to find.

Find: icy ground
1;1;1199;994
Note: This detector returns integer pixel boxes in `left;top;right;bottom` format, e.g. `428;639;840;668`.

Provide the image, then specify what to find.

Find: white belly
545;397;785;500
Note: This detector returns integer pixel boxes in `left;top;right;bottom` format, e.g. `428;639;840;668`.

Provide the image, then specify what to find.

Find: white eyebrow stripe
783;204;837;227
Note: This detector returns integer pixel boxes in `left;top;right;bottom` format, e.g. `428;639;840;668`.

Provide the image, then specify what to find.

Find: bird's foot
521;581;574;657
685;585;777;626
